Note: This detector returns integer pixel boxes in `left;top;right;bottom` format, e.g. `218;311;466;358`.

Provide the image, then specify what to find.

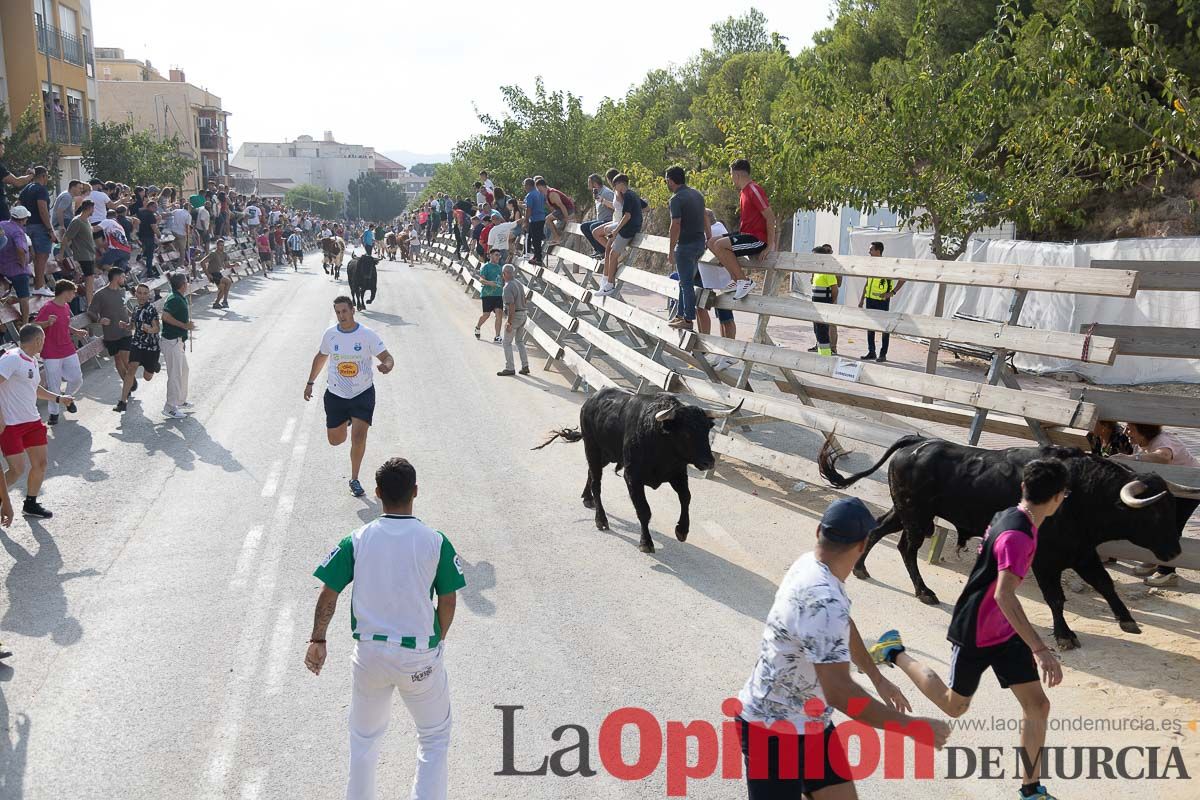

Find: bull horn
1120;480;1169;508
1164;479;1200;500
705;399;745;419
654;405;678;422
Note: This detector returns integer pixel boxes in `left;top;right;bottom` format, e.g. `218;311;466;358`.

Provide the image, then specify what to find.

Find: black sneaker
519;366;530;375
114;400;127;412
497;369;516;376
47;414;59;426
807;345;819;353
876;355;888;364
493;336;502;343
349;478;365;498
22;499;52;518
66;401;77;413
861;353;876;361
131;379;139;394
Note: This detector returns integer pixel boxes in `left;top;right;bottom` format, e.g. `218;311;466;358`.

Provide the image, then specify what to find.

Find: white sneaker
179;401;194;409
32;287;54;297
163;408;187;419
1132;561;1159;576
721;280;736;292
733;279;756;300
1145;571;1179;587
594;283;616;297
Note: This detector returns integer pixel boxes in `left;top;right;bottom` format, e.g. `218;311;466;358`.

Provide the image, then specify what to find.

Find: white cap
9;206;30;219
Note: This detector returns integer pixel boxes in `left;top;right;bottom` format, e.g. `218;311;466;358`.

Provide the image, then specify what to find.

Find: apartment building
231;132;374;196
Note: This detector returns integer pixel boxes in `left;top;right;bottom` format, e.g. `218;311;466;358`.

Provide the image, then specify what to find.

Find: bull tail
533;428;584;450
818;434;926;489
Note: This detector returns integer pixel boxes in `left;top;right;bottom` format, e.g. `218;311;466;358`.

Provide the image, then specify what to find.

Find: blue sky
92;1;834;160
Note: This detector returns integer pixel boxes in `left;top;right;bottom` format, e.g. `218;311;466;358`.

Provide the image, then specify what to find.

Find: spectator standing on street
305;456;465;800
473;248;504;342
810;243;840;356
168;201;193;271
663;166;709;332
18;166;57;297
596;174;643;296
115;282;161;412
1128;422;1199;588
244;198;262;241
580;173;615;257
0;324;74;518
87;268;136;393
497;263;530;377
522;177;547;266
160;273;195;419
63;200;98;305
198;239;234;309
706;158;771;300
34;280;87;427
0;206;33;322
195;200;211;253
859;240;903;363
136;200;161;277
271;224;286;266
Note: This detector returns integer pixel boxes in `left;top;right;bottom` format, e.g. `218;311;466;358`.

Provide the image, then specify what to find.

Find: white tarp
826;230;1200;385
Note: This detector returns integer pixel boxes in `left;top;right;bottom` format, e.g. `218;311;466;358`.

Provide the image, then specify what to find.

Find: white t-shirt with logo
738;552;851;730
88;189;110;223
0;350;43;425
697;221;731;289
319;323;386;399
488;221;518;250
245;205;261;226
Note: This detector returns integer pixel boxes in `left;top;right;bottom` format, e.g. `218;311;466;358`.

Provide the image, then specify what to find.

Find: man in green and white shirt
306;457;466;800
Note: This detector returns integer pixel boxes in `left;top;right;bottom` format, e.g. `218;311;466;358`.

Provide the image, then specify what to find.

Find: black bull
347;254;378;311
819;434;1196;649
535;388;740;553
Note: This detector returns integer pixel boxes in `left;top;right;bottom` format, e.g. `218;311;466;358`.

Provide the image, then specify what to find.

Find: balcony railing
199;132;224;150
36;22;92;67
44;113;88;144
69;118;87;144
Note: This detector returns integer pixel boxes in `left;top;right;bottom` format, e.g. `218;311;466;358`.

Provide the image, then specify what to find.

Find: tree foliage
82;120;196;188
420;3;1200;248
347;172;407;221
285;183;344;217
409;162;440;177
0;101;60;204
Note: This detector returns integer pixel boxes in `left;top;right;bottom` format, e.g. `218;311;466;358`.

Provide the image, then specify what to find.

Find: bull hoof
675;524;689;542
582;497;596;510
639;541;655;554
916;589;939;606
596;519;609;531
852;565;870;580
1119;620;1142;635
1056;633;1081;650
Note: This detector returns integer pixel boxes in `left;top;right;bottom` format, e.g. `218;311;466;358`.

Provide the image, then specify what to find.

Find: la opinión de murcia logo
494;699;1191;796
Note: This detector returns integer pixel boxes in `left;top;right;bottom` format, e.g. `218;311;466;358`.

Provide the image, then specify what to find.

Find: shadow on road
459;559;496;617
0;671;28;800
107;401;242;473
0;522;97;646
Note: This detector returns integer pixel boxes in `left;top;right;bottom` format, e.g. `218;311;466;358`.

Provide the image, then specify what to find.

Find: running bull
818;435;1195;649
535;388;741;553
347;253;379;311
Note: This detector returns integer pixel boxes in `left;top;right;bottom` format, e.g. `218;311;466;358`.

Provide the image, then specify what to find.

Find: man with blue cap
735;497;951;798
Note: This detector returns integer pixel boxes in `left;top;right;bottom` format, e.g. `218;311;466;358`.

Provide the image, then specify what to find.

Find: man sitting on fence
596;174;644;297
705;158;770;301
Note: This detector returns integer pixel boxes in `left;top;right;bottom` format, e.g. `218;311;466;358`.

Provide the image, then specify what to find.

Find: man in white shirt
195;202;211;252
304;296;395;497
86;180;110;224
306;457;466;800
244;201;262;238
168;203;192;268
735;498;949;797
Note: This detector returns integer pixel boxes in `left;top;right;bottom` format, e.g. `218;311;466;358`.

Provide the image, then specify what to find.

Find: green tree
82;121;195;188
409;162;440;177
0;101;60;202
347;172;407;220
285;183;344;217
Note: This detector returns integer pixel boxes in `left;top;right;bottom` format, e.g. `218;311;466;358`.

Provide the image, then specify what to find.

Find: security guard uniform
862;277;896;359
811;272;840;356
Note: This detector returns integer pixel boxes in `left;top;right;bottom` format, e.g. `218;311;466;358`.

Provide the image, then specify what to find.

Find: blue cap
820;497;877;543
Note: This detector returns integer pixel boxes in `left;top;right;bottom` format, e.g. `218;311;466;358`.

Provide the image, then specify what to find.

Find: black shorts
78;260;96;276
738;719;850;797
727;232;767;256
105;337;132;356
949;635;1039;697
129;346;161;374
324;385;375;429
481;295;502;313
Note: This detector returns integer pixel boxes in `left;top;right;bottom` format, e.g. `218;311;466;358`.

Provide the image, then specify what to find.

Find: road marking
239;768;265;800
280;417;296;444
203;399;316;799
264;604;294;697
260;459;283;497
228;526;264;591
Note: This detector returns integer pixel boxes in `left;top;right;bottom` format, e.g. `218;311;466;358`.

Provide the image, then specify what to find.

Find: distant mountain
382;150;451;170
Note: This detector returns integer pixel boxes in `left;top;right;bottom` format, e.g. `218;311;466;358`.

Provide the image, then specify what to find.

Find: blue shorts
27;224;53;255
6;273;30;298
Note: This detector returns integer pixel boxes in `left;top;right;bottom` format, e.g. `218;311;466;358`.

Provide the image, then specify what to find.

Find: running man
115;282;161;413
305;457;465;800
706;158;772;300
304;296;395;497
871;458;1067;800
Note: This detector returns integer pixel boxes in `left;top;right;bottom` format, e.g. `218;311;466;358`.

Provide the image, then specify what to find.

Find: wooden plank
573;317;675;390
614;264;679;298
710;293;1117;364
535;264;592;304
589;293;694;350
1111;455;1200;489
632;234;1139;297
1077;323;1199;359
694;335;1096;429
1090;260;1200;291
1070;386;1200;429
711;433;894;509
1096;539;1200;570
524;318;564;361
530;291;579;333
559;342;618;390
679;375;912;448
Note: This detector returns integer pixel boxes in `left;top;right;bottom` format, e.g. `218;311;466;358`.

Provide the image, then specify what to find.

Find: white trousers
161;337;189;410
347;641;451;800
43;354;82;415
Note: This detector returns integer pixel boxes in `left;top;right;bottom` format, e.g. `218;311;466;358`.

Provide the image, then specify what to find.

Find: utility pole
41;0;56;146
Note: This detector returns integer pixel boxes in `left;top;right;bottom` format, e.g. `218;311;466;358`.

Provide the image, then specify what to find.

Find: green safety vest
864;277;894;301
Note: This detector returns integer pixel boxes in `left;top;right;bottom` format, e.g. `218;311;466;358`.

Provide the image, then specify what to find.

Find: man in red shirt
706;158;775;300
34;279;88;426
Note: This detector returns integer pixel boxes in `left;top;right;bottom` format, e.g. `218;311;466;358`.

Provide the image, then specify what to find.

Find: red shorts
0;420;48;456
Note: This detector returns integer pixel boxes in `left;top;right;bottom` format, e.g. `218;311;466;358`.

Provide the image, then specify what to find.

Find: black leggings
528;220;545;263
865;296;890;356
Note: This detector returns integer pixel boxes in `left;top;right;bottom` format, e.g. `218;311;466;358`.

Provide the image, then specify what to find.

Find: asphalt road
0;252;1196;799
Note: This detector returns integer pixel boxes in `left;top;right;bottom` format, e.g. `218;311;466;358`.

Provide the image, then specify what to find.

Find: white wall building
231;131;373;195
